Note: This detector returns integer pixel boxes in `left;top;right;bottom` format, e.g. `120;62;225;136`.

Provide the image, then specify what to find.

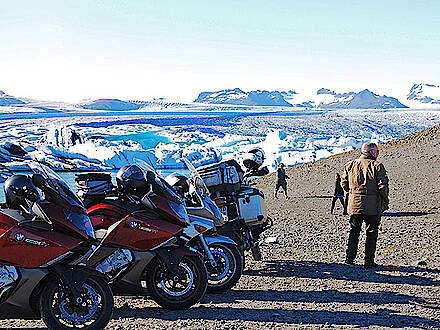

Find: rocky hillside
256;124;440;218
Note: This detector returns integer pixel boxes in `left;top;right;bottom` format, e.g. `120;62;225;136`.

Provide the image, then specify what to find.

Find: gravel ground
1;125;439;329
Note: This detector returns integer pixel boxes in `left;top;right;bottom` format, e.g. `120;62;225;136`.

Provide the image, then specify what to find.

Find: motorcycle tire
146;255;207;310
40;276;114;330
206;243;243;293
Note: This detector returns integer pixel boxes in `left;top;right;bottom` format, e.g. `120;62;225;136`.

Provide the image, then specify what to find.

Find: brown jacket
341;154;389;215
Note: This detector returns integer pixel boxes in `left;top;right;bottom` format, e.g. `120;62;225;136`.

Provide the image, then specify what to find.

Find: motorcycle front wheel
40;276;114;330
206;243;243;293
146;255;207;310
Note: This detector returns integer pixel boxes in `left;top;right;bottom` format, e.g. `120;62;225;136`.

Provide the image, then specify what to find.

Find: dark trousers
275;181;288;195
346;214;380;264
331;196;346;213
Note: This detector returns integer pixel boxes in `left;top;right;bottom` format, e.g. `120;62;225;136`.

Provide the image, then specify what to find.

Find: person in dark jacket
275;163;289;199
341;142;389;269
330;173;347;215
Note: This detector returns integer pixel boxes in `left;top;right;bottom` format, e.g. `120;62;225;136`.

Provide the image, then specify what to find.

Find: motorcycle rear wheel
40;276;114;330
146;255;207;310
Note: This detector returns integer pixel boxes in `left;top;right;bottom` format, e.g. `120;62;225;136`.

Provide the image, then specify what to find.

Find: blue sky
0;0;439;102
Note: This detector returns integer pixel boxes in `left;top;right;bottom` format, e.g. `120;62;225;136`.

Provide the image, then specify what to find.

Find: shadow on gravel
0;308;38;320
382;211;429;217
0;327;45;330
244;260;440;286
113;305;440;329
302;195;332;199
202;289;426;306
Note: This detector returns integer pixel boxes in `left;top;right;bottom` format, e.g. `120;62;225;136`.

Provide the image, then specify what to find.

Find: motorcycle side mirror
146;171;156;184
258;166;269;176
32;173;46;189
249;166;269;177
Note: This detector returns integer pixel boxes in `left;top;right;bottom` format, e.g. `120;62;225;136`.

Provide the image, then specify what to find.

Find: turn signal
195;225;207;233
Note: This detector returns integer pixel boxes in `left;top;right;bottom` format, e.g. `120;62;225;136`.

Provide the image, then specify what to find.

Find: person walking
330;173;347;215
274;163;289;199
341;142;389;269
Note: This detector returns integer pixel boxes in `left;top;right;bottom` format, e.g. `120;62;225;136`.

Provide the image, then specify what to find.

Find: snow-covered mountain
0;90;27;106
0;91;188;114
194;88;408;109
80;99;143;111
4;85;440;111
313;88;408;109
194;88;294;107
406;83;440;108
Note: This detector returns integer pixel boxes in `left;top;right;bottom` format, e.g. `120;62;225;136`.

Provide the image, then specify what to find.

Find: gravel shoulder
1;125;440;329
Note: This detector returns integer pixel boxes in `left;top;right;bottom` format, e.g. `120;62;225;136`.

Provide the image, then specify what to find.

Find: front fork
198;235;218;268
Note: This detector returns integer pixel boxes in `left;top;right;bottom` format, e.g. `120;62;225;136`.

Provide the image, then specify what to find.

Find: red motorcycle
0;163;114;330
79;161;207;310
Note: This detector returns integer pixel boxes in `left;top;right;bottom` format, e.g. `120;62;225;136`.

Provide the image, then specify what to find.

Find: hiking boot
345;259;355;265
364;262;378;269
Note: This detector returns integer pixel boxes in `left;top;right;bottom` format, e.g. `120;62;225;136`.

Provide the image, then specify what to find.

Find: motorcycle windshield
29;162;84;210
0;164;13;183
136;159;182;202
182;158;223;222
136;159;189;224
28;162;95;238
182;158;210;197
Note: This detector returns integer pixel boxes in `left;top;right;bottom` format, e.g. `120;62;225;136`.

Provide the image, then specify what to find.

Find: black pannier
75;173;113;207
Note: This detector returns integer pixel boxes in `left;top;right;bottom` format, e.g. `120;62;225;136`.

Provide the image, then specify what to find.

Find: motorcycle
80;161;208;310
165;159;243;293
0;162;114;330
196;148;272;265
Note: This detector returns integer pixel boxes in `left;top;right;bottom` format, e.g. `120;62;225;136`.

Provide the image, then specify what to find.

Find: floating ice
0;108;439;173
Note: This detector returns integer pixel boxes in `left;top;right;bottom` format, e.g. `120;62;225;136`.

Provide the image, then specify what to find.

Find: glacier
0;107;439;180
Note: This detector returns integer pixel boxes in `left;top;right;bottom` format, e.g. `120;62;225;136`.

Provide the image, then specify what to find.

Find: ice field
1;107;439;177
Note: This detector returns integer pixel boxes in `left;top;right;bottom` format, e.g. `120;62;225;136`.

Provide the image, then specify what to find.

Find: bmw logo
15;232;25;242
129;221;138;229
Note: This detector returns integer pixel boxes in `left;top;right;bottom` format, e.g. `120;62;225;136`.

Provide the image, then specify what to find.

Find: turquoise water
105;131;171;149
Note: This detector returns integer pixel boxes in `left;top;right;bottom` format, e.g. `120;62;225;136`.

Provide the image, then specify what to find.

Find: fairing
28;162;95;238
29;163;85;212
136;160;189;225
0;217;82;268
99;213;183;251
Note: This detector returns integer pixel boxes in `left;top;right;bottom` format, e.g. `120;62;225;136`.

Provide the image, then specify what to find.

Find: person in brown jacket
341;141;389;269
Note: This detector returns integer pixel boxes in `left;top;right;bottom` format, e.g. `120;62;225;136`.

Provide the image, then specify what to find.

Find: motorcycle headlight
64;209;95;239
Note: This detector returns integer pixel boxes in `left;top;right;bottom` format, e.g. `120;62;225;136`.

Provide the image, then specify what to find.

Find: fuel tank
0;211;82;268
95;207;184;251
88;201;138;229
